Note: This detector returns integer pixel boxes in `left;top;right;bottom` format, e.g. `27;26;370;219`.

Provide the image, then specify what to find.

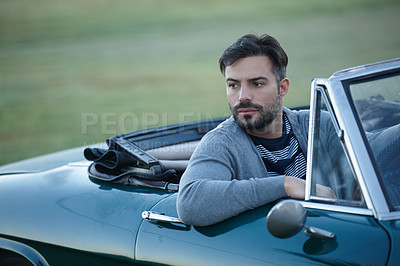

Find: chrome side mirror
267;200;335;239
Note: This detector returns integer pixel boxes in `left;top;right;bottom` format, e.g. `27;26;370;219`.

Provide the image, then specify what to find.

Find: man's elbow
176;194;214;227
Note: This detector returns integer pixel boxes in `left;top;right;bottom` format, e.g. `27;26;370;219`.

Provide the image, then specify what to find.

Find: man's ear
279;78;289;97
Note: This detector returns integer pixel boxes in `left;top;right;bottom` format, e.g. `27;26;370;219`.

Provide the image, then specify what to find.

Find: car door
136;194;389;265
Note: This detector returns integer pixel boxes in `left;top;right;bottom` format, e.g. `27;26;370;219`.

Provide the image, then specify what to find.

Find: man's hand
284;176;335;200
316;183;336;198
284;176;306;199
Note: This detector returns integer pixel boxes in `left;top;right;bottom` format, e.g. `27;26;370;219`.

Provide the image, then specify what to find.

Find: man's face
225;56;285;133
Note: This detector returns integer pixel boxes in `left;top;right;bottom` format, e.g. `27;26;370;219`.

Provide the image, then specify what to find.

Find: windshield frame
342;69;400;212
306;58;400;221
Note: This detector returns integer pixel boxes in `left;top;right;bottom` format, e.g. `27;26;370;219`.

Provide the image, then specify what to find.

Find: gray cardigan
177;107;311;226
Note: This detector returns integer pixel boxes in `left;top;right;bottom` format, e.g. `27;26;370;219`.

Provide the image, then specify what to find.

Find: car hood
0;160;173;260
0;144;106;175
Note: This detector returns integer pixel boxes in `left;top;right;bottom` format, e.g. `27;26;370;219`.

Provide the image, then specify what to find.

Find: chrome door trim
301;201;374;217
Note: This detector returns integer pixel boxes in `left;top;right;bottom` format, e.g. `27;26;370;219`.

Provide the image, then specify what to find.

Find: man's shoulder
284;107;310;117
200;116;247;144
283;107;310;125
209;116;243;135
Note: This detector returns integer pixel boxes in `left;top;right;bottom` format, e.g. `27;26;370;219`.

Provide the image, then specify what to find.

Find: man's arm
177;127;334;226
178;171;334;226
177;135;287;226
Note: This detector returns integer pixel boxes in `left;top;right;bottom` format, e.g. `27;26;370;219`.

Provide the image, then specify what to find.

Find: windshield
349;72;400;210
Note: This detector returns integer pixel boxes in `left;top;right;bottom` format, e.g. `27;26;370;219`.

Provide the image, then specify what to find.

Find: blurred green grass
1;0;399;165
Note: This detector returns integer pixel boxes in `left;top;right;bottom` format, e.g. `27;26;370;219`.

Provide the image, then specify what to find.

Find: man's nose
238;86;251;102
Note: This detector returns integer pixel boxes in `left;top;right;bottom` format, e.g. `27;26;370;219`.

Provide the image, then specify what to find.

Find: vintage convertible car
0;58;399;265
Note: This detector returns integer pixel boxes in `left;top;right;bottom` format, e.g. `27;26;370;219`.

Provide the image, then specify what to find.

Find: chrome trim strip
377;211;400;221
331;58;400;79
305;79;321;201
301;201;373;217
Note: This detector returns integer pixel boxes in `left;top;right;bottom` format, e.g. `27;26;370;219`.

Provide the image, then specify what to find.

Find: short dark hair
219;34;288;82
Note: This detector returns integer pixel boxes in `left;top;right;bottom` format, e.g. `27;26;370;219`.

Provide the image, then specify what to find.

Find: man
177;34;334;226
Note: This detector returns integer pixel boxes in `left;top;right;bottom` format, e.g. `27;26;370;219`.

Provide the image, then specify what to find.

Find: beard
229;95;281;132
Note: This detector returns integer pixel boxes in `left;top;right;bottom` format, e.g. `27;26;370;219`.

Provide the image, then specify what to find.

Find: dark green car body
0;160;394;265
1;59;399;265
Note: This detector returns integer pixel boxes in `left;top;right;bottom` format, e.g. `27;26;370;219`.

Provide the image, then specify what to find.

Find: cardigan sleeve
176;129;287;226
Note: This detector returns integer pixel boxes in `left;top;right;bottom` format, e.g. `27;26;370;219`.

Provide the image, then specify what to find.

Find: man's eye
253;82;263;87
228;83;238;89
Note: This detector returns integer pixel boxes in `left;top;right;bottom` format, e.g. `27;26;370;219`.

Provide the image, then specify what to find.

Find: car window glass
349;73;400;210
309;89;365;207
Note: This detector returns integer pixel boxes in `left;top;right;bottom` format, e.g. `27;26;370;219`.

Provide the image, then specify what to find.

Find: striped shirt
250;115;307;179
